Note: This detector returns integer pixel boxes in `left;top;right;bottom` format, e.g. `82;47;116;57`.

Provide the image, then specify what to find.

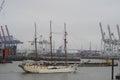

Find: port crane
0;25;23;63
99;22;110;55
107;25;118;55
5;25;14;55
99;22;106;43
0;25;8;62
99;23;120;56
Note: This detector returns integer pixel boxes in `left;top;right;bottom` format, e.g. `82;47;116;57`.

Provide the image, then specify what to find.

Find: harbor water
0;61;119;80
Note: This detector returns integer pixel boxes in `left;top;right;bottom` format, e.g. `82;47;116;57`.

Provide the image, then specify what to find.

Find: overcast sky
0;0;120;50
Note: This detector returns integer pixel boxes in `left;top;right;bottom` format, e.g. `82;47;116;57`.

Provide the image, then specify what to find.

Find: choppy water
0;61;119;80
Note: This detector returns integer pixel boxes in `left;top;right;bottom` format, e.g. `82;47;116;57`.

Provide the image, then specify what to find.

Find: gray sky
0;0;120;50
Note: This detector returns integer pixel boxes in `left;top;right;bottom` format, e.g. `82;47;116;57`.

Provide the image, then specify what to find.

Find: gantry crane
0;25;8;62
99;22;110;55
100;22;120;56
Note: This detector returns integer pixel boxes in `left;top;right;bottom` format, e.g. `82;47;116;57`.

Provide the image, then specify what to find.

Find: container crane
99;23;120;61
99;22;109;55
0;25;8;63
107;25;119;55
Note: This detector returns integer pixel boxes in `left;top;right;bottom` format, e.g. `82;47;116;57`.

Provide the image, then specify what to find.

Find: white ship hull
19;65;76;73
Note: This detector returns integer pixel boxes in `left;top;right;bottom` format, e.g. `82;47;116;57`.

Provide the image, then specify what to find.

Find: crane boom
99;22;105;42
116;24;120;41
5;25;11;44
1;26;6;47
0;31;3;56
0;31;3;43
108;25;112;41
5;25;12;55
0;0;5;12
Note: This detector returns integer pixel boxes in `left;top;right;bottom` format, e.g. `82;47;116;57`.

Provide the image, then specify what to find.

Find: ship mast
50;20;53;63
34;22;38;61
64;23;67;65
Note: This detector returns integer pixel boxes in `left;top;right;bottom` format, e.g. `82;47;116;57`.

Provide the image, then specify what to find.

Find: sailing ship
18;21;77;73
